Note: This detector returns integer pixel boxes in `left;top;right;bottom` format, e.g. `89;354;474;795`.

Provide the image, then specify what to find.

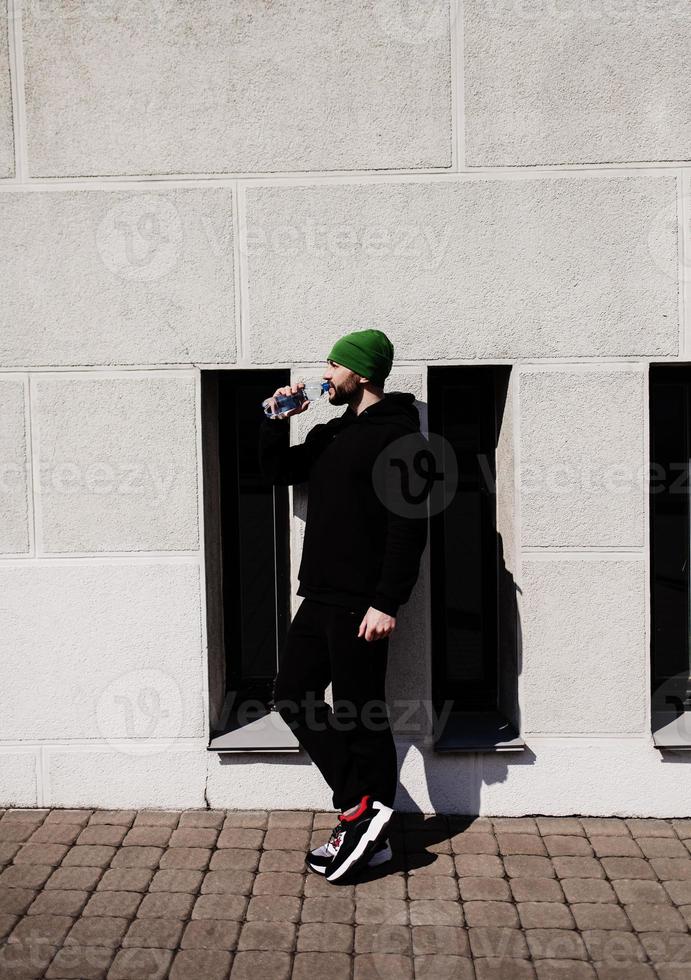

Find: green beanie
326;329;394;387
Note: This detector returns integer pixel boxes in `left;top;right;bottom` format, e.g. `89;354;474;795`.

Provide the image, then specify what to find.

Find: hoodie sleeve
371;431;430;617
257;415;333;486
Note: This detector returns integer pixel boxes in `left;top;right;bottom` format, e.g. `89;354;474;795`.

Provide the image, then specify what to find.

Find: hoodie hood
344;391;421;433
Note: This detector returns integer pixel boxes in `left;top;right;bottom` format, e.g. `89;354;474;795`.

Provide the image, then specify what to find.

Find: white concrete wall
0;0;689;814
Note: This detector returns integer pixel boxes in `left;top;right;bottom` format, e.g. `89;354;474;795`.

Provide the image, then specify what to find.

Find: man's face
322;359;362;405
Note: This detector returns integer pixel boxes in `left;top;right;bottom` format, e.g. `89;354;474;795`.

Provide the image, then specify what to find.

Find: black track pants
271;598;398;812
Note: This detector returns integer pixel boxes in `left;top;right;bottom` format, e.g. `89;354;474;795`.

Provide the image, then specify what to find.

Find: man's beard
329;374;361;406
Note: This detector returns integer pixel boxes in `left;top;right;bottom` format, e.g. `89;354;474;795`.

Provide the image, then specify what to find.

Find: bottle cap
321;381;330;393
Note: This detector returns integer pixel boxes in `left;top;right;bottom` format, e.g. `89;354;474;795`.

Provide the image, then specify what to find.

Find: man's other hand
358;607;396;642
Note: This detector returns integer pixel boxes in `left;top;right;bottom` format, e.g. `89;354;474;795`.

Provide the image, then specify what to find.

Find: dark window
650;365;691;730
201;370;291;738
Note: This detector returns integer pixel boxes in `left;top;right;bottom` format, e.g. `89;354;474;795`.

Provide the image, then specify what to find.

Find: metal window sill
208;708;300;754
433;709;526;753
652;712;691;751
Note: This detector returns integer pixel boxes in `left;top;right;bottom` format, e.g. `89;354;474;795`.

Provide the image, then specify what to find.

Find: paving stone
518;902;575;929
626;820;676;839
159;848;212;871
580;819;630;838
217;828;265;850
475;959;537;979
297;921;353;953
62;845;115;868
266;810;313;829
353;953;414;979
409;899;463;927
651;858;691;880
0;864;54;889
510;879;565;903
237;919;294;951
110;846;163;869
355;874;406;900
0;887;37;915
202;871;254;895
166;829;216;850
179;811;226;829
640;930;691;962
45;944;115;979
46;867;103;891
300;895;353;924
496;833;548;856
571;903;631;931
536;818;585;837
411;924;469;956
671;820;691;840
96;868;153;892
210;849;259;872
354;897;407;926
192;894;248;921
590;837;643;858
137;892;195;919
293;951;351;980
592;965;656;980
408;854;455;876
450;833;498;855
65;915;129;948
29;825;83;846
28;890;89;917
454;854;504;878
261;849;309;874
122;917;185;949
582;929;647;962
459;877;512;901
353;923;411;954
561;879;616;903
14;843;69;866
82;891;142;919
0;914;18;940
463;900;516;928
8;914;74;946
250;871;304;898
492;818;539;834
0;941;58;978
107;947;174;979
406;875;456;901
415;954;474;979
468;927;530;958
544;836;594;857
526;928;588;960
87;811;137;827
223;811;269;830
553;857;606;879
405;831;451;855
122;827;172;847
45;811;92;827
663;880;691;904
169;948;232;980
0;822;36;843
0;843;21;865
76;826;127;847
1;810;49;824
228;950;292;980
679;905;691;928
613;880;671;904
149;869;203;893
132;811;181;828
504;856;556;879
601;857;656;880
625;903;687;932
637;837;689;859
245;895;301;923
535;961;596;979
181;918;241;950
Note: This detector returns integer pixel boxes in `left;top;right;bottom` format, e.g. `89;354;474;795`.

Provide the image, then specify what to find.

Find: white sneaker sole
325;803;394;882
307;841;392;875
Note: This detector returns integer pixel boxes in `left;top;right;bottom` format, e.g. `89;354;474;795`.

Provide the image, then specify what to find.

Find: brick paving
0;809;690;978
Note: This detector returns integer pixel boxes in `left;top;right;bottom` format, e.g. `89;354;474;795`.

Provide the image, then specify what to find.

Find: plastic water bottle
262;381;330;419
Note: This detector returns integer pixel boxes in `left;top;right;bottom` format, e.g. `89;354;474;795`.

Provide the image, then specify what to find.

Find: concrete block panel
22;0;452;176
0;4;13;178
0;188;234;367
245;175;678;361
519;368;645;548
45;745;207;809
0;561;205;740
464;0;691;166
33;375;199;553
0;377;30;553
521;559;646;735
0;750;39;807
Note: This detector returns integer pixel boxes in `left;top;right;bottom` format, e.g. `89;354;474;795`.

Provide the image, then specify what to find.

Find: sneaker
307;832;392;875
324;795;394;883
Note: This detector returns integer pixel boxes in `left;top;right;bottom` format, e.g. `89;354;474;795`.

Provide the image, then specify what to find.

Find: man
258;329;429;882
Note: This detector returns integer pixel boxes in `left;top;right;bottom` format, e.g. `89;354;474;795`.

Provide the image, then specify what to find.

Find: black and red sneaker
324;795;394;883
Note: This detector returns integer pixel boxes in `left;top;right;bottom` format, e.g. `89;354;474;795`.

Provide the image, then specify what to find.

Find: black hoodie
258;392;429;617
